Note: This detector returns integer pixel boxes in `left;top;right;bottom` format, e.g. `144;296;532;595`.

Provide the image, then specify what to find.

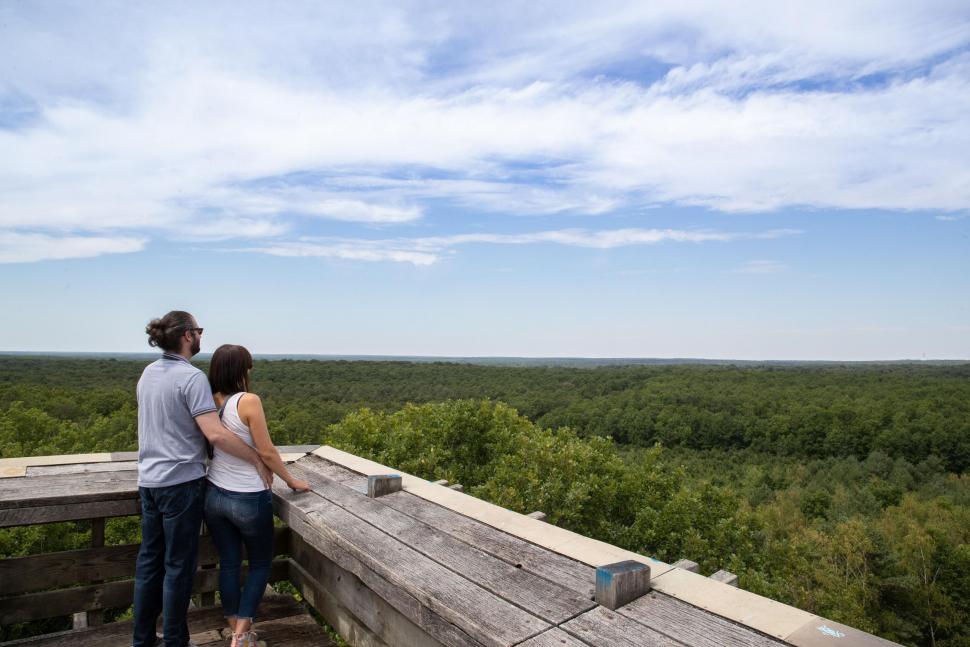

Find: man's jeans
203;483;274;621
133;478;205;647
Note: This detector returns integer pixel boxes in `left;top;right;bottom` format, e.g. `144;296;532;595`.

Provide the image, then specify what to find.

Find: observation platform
0;447;899;647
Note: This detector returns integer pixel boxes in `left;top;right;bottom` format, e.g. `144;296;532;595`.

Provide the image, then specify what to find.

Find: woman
205;344;310;647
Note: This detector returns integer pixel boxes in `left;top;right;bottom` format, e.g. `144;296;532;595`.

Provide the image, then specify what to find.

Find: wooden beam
85;518;106;627
0;527;290;597
289;535;446;647
0;560;289;624
302;456;596;598
287;462;595;625
0;498;140;528
595;560;651;611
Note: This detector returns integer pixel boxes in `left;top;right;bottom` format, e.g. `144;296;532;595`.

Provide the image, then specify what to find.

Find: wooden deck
0;448;900;647
1;595;336;647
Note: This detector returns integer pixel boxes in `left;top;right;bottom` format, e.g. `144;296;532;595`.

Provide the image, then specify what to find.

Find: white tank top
206;392;266;492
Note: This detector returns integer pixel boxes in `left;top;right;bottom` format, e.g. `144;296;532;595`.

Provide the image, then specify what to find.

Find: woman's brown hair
208;344;253;396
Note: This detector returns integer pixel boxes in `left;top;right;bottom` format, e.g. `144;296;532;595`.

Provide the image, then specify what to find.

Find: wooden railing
0;452;302;633
1;450;903;647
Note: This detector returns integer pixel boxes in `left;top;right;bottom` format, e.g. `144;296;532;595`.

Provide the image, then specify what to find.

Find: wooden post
710;569;739;587
595;561;651;610
526;511;547;521
74;517;106;628
672;558;699;573
367;475;402;498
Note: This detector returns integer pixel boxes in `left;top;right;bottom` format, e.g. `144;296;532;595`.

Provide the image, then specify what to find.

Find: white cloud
245;240;438;266
0;231;146;263
0;2;967;262
246;226;798;265
734;259;787;274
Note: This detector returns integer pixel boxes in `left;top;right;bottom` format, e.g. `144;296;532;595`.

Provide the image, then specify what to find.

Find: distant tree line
2;358;967;470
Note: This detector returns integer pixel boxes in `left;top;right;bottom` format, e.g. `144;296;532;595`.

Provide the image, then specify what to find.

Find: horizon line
1;351;967;365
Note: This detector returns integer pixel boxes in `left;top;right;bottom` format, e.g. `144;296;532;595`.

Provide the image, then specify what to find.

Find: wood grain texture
0;595;333;647
287;559;392;647
290;531;441;647
0;471;138;509
561;606;684;646
0;498;140;528
517;628;593;647
0;527;290;596
277;494;488;647
290;461;595;624
619;591;787;647
274;483;554;647
304;456;597;598
26;463;137;477
0;560;288;624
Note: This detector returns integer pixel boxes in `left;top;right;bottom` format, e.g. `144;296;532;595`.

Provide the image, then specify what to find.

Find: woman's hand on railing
287;478;311;492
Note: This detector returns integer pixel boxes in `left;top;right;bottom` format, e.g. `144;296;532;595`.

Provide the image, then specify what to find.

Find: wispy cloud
733;259;788;274
245;227;800;266
0;231;146;264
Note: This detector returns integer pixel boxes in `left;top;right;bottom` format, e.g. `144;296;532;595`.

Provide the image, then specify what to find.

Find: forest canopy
0;357;967;646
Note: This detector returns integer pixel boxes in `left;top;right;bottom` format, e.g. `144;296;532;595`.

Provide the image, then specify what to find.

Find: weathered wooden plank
560;606;684;647
517;628;593;647
0;471;138;509
0;560;288;624
279;496;487;647
26;462;137;477
288;558;393;647
290;462;595;625
0;595;313;647
302;456;597;598
290;535;453;647
274;485;552;647
0;497;140;528
0;526;291;596
618;591;787;647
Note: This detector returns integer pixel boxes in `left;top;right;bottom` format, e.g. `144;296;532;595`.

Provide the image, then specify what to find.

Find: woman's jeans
133;477;205;647
203;483;275;621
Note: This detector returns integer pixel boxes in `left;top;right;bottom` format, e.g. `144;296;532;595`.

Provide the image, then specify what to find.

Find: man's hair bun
145;311;194;352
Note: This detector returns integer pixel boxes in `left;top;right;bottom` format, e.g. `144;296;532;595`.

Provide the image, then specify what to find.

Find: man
134;310;271;647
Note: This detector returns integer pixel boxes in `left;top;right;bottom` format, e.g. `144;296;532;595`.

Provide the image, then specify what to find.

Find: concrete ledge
0;453;115;478
650;566;814;640
311;446;671;574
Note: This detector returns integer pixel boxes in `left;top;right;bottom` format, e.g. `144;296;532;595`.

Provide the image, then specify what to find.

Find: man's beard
190;336;201;356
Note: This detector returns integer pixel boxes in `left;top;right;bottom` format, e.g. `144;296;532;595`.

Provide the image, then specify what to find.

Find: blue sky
1;2;968;359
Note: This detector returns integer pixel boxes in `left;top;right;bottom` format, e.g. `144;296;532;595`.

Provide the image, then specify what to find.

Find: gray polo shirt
136;352;217;487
